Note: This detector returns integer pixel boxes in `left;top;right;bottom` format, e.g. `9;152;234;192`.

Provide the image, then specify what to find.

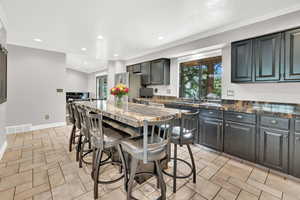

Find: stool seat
121;136;166;161
171;126;193;144
91;127;128;148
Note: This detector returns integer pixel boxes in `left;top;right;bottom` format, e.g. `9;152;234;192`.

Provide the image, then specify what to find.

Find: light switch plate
227;89;235;97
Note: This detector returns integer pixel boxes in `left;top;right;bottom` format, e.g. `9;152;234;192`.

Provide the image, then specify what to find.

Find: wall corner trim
0;140;7;161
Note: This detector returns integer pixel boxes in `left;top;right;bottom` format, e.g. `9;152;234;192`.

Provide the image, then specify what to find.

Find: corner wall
6;45;67;127
0;3;7;158
65;68;89;93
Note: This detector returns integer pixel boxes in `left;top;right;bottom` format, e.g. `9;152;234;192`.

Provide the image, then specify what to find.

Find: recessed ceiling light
114;54;119;57
81;47;87;51
97;35;104;39
158;36;164;40
33;38;42;42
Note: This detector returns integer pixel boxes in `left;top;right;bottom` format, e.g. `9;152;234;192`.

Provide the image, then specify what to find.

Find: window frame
179;56;222;100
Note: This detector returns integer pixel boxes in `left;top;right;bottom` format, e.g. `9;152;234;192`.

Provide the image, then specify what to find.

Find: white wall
126;10;300;104
6;45;66;127
65;68;88;92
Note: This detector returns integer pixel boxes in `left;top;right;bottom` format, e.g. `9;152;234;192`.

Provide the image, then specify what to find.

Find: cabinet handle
271;120;277;124
225;123;229;127
209;111;213;114
237;115;243;119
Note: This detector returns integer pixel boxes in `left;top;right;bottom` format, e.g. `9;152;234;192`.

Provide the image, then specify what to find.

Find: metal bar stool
162;111;199;193
67;102;81;152
86;112;128;199
77;105;95;168
120;117;174;200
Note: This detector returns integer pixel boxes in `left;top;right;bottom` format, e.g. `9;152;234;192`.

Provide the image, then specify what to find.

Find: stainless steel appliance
140;88;154;98
115;72;141;99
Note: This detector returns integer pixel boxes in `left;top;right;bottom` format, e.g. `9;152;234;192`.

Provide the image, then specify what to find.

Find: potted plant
110;84;129;108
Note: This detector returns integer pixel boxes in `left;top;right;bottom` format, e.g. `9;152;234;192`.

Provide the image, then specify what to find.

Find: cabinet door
285;28;300;80
0;50;6;104
291;132;300;178
231;40;253;82
200;118;223;150
141;62;151;85
259;127;289;172
150;60;165;85
254;33;281;81
224;122;256;161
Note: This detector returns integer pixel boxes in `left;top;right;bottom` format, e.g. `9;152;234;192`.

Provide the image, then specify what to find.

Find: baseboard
31;122;67;131
5;121;67;134
0;140;7;160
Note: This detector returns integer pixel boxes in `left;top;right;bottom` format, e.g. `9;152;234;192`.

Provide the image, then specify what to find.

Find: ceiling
2;0;300;73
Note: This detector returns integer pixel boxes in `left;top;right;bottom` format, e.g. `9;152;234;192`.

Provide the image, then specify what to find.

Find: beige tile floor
1;126;300;200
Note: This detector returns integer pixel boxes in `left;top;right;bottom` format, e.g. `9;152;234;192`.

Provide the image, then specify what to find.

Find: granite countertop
135;98;300;118
75;100;185;128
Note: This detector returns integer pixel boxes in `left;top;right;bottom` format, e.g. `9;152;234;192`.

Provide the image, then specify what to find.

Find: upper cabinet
127;58;170;85
140;62;151;85
285;28;300;80
254;33;282;82
0;46;7;104
231;40;253;82
231;27;300;83
150;59;170;85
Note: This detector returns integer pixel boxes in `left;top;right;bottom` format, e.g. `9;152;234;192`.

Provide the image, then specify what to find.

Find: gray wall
65;68;88;92
126;10;300;104
6;45;66;126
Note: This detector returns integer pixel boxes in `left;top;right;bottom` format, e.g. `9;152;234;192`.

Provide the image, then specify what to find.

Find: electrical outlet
45;114;50;120
227;89;235;97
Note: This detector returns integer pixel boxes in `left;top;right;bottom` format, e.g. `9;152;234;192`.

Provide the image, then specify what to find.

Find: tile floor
0;126;300;200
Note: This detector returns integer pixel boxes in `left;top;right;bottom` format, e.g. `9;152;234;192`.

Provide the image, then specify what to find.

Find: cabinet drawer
224;112;256;124
260;116;289;130
199;109;223;119
295;119;300;132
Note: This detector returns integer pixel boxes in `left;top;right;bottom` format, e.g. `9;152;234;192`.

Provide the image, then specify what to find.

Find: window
96;75;108;100
179;56;222;100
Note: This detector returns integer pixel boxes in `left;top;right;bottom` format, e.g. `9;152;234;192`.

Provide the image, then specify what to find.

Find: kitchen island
75;100;187;183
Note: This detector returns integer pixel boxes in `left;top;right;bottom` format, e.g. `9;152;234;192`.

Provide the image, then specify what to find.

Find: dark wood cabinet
290;119;300;178
224;121;256;162
150;59;170;85
291;132;300;178
0;47;7;104
259;127;289;172
231;27;300;83
127;58;170;85
254;33;282;81
200;117;223;151
140;62;151;85
231;40;253;82
285;28;300;80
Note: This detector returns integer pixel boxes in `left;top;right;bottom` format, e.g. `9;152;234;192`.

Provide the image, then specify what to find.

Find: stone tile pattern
1;126;300;200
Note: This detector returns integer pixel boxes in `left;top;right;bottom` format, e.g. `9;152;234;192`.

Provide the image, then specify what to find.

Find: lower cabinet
200;117;223;151
224;121;256;162
290;132;300;178
259;127;289;172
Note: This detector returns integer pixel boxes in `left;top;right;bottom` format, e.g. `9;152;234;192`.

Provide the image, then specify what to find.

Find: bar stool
67;102;81;153
86;112;128;199
67;102;76;152
77;105;94;168
162;111;199;193
120;117;174;200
